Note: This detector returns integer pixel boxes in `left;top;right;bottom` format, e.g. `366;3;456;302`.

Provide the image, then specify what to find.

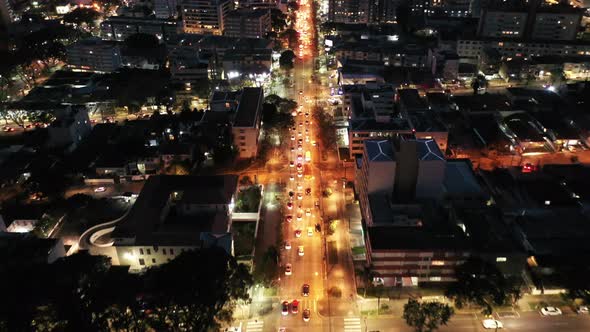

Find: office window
152;258;156;264
429;276;442;281
496;257;507;262
139;258;145;265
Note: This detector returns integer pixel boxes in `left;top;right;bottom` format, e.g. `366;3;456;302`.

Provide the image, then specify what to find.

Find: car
3;126;14;132
298;145;303;151
305;136;309;142
305;112;309;117
299;122;303;127
25;124;32;129
287;202;293;210
278;328;286;332
298;246;304;256
289;191;294;197
299;90;303;95
297;193;303;200
296;183;303;190
295;229;302;238
297;171;303;177
305;208;311;216
482;319;503;329
297;214;302;221
291;300;299;314
298;131;303;137
315;223;321;232
311;140;317;146
291;110;298;116
298;138;303;144
302;309;310;322
286;215;293;223
282;301;289;315
297;163;302;170
94;187;106;193
577;306;589;314
291;135;295;141
305;188;311;195
302;284;310;297
297;154;303;161
290;147;295;152
285;242;291;250
307;227;313;237
541;307;562;316
289;175;295;181
285;264;292;276
289;161;295;167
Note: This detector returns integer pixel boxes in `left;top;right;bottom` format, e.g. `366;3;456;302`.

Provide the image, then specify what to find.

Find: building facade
100;16;179;41
181;0;232;35
223;9;270;38
67;38;122;73
232;87;264;159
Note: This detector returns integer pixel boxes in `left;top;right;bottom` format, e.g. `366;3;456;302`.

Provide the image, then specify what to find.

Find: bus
305;151;311;162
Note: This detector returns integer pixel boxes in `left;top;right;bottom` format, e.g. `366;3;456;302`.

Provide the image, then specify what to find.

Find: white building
231;87;263;159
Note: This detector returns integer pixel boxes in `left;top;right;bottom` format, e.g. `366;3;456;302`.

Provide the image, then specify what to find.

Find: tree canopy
63;8;100;26
279;49;296;68
403;298;454;332
445;258;522;315
0;248;252;331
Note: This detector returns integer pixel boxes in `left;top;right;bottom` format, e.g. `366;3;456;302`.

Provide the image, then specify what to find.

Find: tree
253;246;279;286
312;106;337;150
403;298;454;332
63;8;100;27
279;49;296;69
549;67;566;87
164;157;191;175
270;8;287;32
356;264;376;297
144;247;253;330
287;1;300;11
445;258;522;315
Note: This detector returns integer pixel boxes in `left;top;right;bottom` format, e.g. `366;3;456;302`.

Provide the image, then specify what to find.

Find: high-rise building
66;38;122;73
154;0;178;19
328;0;370;23
181;0;232;35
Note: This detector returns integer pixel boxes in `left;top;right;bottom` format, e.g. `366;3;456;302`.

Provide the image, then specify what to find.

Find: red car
295;229;302;238
287;202;293;210
286;215;293;223
291;300;299;314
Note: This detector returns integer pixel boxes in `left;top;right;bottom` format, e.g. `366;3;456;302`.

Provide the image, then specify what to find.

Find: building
48;107;92;152
343;83;396;122
232;87;263;159
397;89;429;113
357;137;446;226
169;47;210;85
67;38;122;73
223;9;270;38
477;9;528;39
104;175;238;271
477;3;582;41
457;39;590;59
181;0;232;35
154;0;178;18
237;0;276;9
100;16;179;42
221;48;272;81
328;0;369;24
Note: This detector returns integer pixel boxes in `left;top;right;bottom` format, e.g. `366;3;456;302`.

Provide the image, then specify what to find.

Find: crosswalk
245;320;263;332
344;317;362;332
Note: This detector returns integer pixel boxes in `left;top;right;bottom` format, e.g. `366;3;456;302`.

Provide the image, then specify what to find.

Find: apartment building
223;9;270;39
67;38;122;73
181;0;232;35
169;47;210;84
477;10;527;39
100;16;179;41
232;87;264;159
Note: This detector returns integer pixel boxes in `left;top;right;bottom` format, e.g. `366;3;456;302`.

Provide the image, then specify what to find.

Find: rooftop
443;160;486;198
365;140;395;162
397;89;429;111
350;118;411;132
112;175;238;246
503;112;545;142
234;87;263;127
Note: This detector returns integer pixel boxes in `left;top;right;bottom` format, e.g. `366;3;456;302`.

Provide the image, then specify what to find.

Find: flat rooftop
397;89;428;110
234;87;263;127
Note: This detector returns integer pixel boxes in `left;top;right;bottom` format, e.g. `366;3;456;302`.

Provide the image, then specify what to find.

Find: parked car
541;307;562;316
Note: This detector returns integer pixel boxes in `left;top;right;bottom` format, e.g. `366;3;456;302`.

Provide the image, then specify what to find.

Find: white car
305;208;311;216
291;135;295;141
307;227;313;237
94;187;106;192
541;307;562;316
285;242;291;250
289;175;295;181
482;319;503;329
285;263;292;276
577;306;589;314
298;246;304;256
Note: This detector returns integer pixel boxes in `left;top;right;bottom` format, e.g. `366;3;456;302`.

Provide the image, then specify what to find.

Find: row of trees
0;248;252;331
312;106;337;151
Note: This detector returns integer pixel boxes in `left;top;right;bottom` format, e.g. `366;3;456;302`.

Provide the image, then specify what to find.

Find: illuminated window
432;260;445;266
496;257;507;262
